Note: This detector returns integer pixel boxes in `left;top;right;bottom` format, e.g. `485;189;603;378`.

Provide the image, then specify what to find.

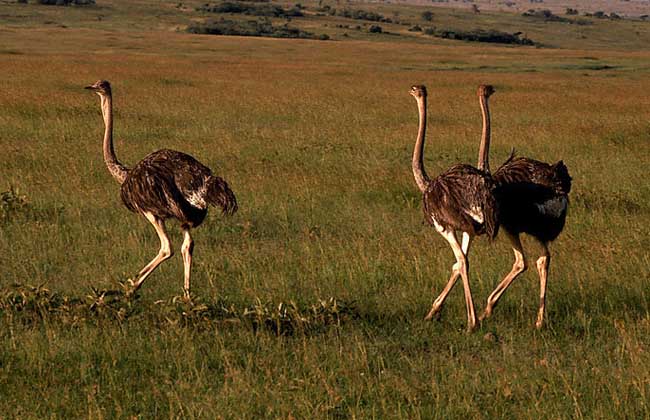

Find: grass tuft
0;284;356;335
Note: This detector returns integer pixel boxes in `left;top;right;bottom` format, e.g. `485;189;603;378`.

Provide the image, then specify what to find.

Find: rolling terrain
1;0;649;417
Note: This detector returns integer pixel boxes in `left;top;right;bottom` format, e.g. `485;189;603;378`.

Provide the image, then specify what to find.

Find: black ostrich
475;84;571;328
85;80;237;298
409;85;498;332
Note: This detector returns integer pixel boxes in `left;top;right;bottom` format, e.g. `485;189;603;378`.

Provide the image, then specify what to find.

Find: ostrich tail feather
552;161;572;195
206;176;238;216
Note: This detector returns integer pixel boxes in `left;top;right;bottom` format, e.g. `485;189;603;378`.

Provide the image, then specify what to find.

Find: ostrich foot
172;293;193;304
466;318;479;333
120;278;140;298
424;305;442;321
478;308;492;322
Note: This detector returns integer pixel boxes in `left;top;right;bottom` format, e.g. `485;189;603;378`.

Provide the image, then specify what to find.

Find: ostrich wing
424;164;498;238
120;149;211;220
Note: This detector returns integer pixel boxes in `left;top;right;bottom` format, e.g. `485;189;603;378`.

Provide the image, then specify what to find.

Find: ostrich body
409;85;498;331
86;80;237;298
475;84;571;328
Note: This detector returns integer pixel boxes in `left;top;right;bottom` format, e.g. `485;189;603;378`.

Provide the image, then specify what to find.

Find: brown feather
120;149;236;228
424;164;499;238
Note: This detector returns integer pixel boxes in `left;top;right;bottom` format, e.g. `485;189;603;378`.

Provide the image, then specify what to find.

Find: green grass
1;0;650;418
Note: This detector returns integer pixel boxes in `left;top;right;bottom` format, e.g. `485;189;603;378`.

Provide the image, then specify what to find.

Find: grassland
1;0;650;418
414;0;650;18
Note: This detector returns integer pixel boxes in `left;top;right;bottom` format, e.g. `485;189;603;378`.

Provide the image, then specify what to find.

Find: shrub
35;0;95;4
421;11;433;21
522;9;570;22
368;25;382;33
0;283;357;336
336;8;390;23
429;28;534;45
409;25;422;32
0;187;28;223
523;8;591;24
187;18;328;40
198;2;303;18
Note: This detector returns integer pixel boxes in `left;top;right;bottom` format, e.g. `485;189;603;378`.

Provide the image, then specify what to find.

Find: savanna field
1;0;650;417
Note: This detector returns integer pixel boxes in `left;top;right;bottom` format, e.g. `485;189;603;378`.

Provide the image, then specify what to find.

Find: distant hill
396;0;650;18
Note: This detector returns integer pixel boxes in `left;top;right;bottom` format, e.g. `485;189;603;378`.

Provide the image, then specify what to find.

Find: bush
408;25;422;32
187;18;328;40
336;8;391;23
522;9;570;22
1;187;28;223
429;28;534;45
523;8;591;24
198;2;303;18
35;0;95;4
368;25;382;33
421;11;433;21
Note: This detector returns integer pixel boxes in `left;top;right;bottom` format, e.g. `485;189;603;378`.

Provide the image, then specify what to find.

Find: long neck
100;94;128;184
477;95;491;172
412;96;430;193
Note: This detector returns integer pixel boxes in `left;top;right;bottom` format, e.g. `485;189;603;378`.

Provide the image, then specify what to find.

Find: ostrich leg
535;241;550;329
480;232;526;321
426;229;477;331
131;212;173;291
425;232;472;320
181;228;194;299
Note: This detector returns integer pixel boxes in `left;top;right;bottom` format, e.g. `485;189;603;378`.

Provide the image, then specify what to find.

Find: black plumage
86;80;237;298
494;154;571;243
409;85;499;331
475;84;571;328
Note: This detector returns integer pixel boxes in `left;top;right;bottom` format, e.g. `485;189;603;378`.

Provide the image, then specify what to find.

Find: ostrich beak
84;85;96;90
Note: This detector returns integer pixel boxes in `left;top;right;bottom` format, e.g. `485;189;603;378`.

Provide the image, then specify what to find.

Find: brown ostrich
85;80;237;298
408;85;498;331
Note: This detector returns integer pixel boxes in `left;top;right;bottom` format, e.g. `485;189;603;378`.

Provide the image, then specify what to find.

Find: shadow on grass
498;282;650;340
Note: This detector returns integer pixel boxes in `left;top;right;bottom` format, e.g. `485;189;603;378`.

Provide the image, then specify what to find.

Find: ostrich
85;80;237;298
408;85;498;331
475;84;571;328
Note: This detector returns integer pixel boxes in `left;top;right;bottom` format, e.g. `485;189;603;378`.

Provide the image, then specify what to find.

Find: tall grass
1;1;650;417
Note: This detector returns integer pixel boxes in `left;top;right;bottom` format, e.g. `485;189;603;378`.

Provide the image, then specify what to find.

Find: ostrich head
409;85;427;100
85;80;112;97
477;84;495;98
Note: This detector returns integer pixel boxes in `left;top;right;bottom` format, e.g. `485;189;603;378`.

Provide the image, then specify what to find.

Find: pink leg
181;228;194;299
131;212;173;292
535;241;550;329
480;232;526;321
425;230;477;332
